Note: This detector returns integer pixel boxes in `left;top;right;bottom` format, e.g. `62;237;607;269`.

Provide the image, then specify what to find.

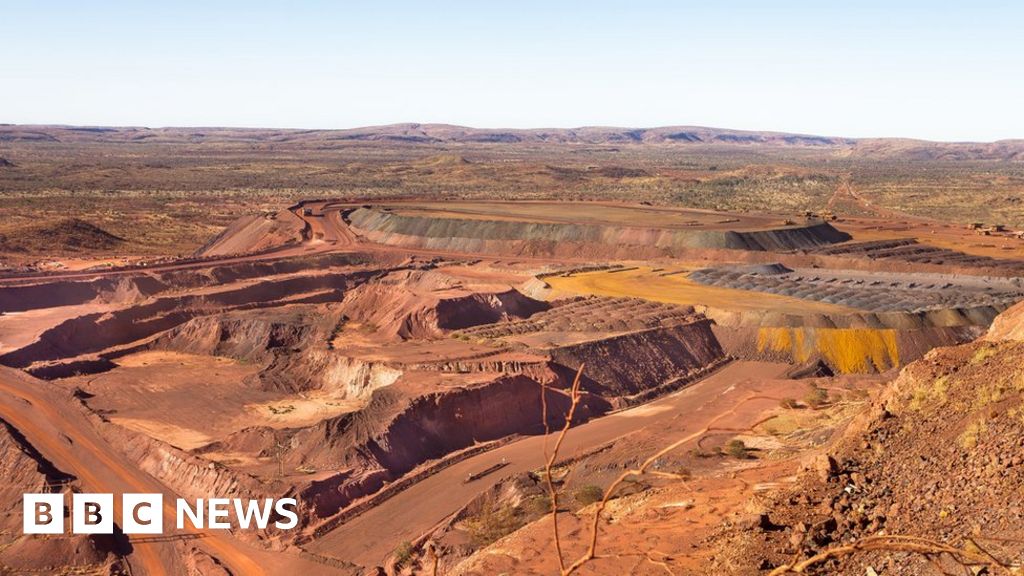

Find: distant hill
0;218;125;253
2;123;1022;161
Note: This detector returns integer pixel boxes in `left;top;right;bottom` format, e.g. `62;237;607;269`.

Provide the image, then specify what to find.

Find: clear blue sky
2;1;1022;141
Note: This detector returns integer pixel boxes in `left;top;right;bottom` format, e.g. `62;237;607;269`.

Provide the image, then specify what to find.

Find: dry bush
574;485;604;506
724;439;749;459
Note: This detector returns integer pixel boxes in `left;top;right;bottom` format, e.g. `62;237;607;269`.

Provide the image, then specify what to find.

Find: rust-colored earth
2;136;1024;575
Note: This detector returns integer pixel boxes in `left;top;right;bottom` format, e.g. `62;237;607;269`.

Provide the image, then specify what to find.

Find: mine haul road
0;366;340;576
309;360;791;567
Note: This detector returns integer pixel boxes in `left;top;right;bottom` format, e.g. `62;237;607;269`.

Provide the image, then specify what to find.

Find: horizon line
2;121;1022;145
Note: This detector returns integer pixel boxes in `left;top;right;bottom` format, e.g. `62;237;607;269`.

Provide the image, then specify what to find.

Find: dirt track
308;360;791;566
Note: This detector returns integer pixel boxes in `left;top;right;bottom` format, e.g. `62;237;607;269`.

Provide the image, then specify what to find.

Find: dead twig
766;534;1015;575
542;365;585;574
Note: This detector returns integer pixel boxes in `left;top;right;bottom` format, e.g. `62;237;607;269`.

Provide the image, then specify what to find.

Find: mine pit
3;198;1024;574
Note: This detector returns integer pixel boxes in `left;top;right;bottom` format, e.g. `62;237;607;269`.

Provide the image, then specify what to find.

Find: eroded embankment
346;207;850;257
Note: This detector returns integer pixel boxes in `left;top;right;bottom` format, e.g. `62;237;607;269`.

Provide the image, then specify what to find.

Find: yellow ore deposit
757;327;900;373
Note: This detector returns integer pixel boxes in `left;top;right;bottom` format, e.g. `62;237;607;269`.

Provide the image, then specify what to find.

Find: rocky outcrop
986;299;1024;341
152;309;322;365
708;306;1024;573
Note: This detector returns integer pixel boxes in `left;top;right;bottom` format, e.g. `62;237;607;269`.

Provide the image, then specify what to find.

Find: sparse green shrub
393;540;414;568
725;439;749;459
779;397;799;409
530;494;552;515
908;388;929;411
803;385;828;408
971;344;998;365
959;420;988;449
464;499;523;548
574;484;604;506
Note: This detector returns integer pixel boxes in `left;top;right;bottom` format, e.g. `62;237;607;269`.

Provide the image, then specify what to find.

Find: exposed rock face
548;320;725;397
347;207;850;257
154;312;318;363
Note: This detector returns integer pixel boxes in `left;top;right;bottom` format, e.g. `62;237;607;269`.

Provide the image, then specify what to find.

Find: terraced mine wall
0;252;373;313
546;319;725;397
148;310;407;396
690;263;1024;373
0;270;378;371
808;238;1024;276
689;264;1024;316
346;207;850;256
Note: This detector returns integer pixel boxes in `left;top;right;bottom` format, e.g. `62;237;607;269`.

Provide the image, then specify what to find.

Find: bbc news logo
23;493;298;534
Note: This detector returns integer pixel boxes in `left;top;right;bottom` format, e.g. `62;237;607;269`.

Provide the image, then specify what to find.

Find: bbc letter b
24;494;64;534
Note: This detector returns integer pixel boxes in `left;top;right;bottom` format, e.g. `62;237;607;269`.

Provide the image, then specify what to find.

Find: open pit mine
2;199;1023;575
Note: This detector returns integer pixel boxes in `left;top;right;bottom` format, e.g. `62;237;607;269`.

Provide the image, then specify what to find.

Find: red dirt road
308;360;792;567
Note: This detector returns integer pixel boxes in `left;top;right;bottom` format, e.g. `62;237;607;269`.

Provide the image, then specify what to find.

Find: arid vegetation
4;125;1024;264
